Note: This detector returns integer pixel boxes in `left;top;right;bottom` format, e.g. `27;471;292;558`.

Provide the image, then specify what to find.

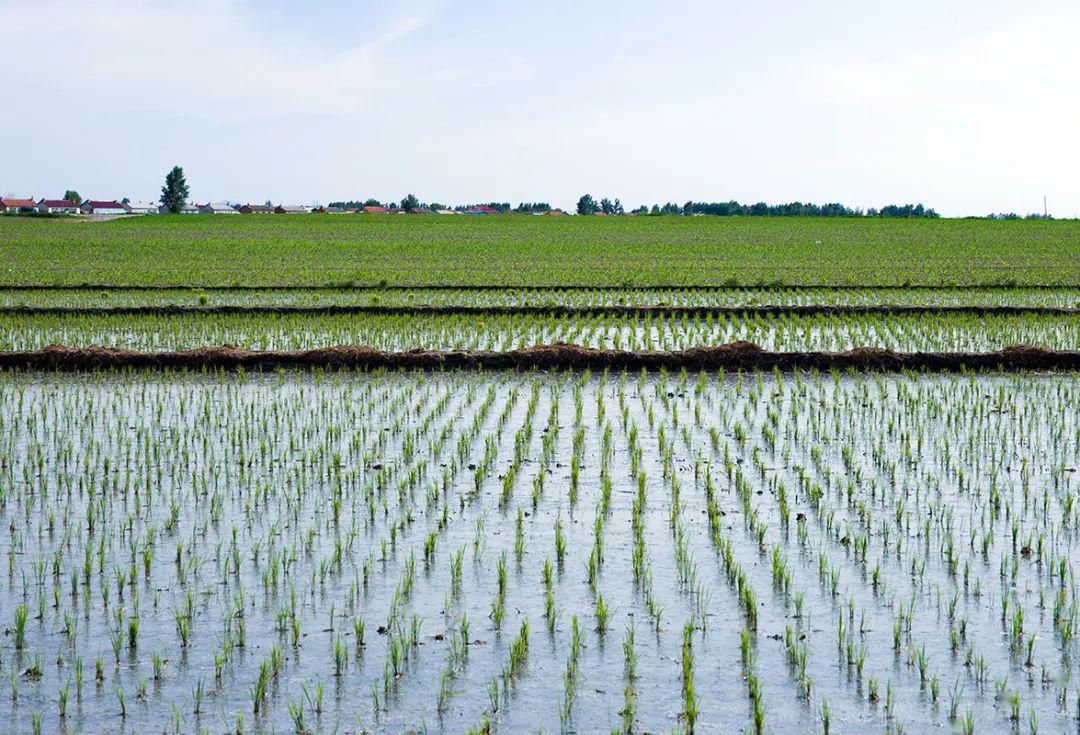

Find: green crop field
3;213;1079;287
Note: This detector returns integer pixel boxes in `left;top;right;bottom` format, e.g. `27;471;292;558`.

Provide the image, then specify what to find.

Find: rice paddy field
1;214;1080;734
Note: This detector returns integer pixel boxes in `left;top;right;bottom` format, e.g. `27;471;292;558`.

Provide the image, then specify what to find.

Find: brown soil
2;342;1078;372
0;284;1069;292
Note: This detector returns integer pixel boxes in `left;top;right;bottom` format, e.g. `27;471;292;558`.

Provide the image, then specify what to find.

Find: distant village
0;197;567;217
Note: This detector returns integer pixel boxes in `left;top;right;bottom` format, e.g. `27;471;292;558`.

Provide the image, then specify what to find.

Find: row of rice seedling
0;366;1078;732
3;310;1080;352
3;287;1079;310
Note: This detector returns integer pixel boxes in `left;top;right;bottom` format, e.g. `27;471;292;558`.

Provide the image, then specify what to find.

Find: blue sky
2;0;1077;215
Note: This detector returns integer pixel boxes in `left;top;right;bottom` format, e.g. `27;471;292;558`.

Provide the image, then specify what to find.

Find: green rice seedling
58;681;69;719
450;546;464;588
621;680;637;734
334;634;347;676
915;644;928;682
127;615;140;650
948;679;963;721
623;625;637;680
251;660;272;714
487;675;499;713
515;509;525;560
595;593;609;635
174;607;192;647
12;604;27;650
554;515;567;566
287;696;305;731
353;616;366;648
681;621;698;733
545;585;556;630
370;684;381;720
509;618;529;677
959;710;975;735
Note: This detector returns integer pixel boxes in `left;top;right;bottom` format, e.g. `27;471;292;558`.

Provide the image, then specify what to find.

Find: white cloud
0;0;430;123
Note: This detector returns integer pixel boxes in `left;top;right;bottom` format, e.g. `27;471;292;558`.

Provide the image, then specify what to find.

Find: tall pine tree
160;166;190;213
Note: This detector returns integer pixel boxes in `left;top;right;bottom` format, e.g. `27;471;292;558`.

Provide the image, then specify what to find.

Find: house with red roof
1;198;37;213
79;200;127;215
362;205;388;213
37;198;79;214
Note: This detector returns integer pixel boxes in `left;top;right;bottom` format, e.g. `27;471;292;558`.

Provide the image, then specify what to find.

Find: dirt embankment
2;342;1078;372
2;304;1078;317
0;283;1071;292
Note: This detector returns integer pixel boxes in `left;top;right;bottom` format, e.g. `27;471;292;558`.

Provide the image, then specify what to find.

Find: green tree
63;190;82;205
576;194;597;215
159;166;190;214
400;193;420;213
683;201;694;216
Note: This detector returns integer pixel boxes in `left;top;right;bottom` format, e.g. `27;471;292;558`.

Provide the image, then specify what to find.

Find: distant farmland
2;213;1079;287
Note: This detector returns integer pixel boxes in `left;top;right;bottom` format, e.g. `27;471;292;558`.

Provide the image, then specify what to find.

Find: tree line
54;167;1057;219
578;195;940;218
327;198;555;214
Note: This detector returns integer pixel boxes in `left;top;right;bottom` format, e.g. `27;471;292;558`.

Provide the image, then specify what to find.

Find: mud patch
2;342;1078;372
2;304;1078;317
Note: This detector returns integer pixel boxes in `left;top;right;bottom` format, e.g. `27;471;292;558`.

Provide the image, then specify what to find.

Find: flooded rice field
0;367;1078;733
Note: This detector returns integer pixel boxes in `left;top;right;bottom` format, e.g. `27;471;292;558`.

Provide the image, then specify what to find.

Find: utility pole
1044;196;1048;218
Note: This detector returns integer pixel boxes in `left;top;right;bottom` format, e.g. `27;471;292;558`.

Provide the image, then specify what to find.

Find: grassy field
3;213;1079;287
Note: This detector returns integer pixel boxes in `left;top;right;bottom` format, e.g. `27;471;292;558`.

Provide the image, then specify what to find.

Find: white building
199;202;239;214
123;201;159;215
163;203;200;214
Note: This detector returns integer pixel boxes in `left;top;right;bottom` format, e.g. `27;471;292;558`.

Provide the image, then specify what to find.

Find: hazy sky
2;0;1078;216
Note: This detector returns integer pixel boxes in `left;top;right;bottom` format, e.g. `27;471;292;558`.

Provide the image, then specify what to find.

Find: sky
2;0;1078;216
